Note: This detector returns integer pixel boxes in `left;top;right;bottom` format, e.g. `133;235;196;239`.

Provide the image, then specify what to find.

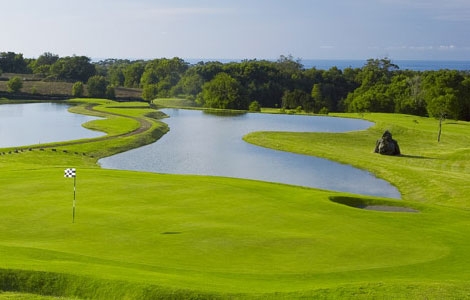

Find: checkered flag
65;168;77;223
64;168;76;178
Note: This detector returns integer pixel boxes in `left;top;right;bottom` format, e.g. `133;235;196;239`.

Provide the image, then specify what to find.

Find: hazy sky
2;0;470;60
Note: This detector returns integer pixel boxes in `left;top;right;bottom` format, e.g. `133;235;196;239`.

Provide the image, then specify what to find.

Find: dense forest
1;51;469;121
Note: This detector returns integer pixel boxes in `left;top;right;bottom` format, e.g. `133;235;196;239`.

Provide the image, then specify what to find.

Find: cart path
16;104;156;150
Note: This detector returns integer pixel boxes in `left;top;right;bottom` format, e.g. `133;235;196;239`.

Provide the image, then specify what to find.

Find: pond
0;102;103;148
100;109;401;198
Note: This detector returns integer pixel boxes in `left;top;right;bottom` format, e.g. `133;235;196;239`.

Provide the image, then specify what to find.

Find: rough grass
1;104;470;299
0;75;142;100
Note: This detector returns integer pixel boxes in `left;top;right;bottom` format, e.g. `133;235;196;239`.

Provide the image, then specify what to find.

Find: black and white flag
64;168;76;178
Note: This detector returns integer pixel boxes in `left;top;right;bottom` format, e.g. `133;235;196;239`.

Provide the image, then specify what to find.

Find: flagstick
73;175;76;223
65;168;77;223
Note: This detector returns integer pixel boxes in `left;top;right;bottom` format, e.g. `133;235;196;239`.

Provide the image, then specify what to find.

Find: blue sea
301;59;470;71
185;58;470;71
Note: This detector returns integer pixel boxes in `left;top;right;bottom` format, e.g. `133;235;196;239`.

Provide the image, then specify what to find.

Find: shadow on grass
329;196;419;213
400;154;435;160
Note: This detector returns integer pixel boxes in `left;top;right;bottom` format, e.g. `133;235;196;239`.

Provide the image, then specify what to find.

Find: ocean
184;58;470;71
301;59;470;71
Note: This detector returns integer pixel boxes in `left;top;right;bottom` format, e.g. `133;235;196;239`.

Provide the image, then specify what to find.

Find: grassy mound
1;102;470;299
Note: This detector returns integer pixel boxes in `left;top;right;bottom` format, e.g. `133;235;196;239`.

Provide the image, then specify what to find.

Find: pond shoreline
99;108;401;199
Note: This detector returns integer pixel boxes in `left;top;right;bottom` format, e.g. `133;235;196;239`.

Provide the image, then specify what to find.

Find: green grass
245;113;470;209
1;104;470;299
0;291;75;300
152;98;197;108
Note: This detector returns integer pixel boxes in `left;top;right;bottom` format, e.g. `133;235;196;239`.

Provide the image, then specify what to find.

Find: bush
318;107;329;115
249;101;261;112
72;81;84;97
7;76;23;93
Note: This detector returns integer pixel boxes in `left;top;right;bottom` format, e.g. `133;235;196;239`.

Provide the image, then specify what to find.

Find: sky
1;0;470;61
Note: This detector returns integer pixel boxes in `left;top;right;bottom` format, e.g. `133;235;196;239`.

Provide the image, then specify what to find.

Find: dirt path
84;104;153;138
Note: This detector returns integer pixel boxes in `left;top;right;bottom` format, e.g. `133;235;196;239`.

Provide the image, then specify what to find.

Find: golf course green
1;99;470;299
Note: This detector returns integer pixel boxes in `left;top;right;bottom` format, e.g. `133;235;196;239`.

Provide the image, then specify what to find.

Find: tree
191;61;224;82
142;84;158;101
422;70;463;120
343;58;399;113
107;64;126;86
36;52;59;66
7;76;23;93
87;75;107;98
72;81;84;97
140;57;188;98
461;77;470;121
320;67;358;112
106;85;116;99
50;56;96;82
94;58;131;86
172;71;204;98
123;62;145;88
0;52;30;73
30;52;59;76
197;73;246;109
345;84;394;113
311;83;325;113
277;54;303;74
220;60;285;108
282;89;312;112
357;58;398;88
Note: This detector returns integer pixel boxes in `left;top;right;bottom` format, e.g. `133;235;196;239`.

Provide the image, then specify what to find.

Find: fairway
1;100;470;299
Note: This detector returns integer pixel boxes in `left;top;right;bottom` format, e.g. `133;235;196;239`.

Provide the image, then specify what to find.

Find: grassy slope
245;113;470;209
1;103;470;299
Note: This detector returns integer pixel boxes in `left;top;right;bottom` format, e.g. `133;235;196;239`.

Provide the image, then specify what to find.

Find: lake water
0;102;103;148
100;109;401;198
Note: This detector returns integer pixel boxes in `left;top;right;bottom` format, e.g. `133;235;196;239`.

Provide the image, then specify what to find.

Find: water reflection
100;109;401;198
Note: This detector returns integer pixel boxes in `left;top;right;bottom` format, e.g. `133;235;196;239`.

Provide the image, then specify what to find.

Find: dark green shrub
7;76;23;93
249;101;261;112
72;81;84;97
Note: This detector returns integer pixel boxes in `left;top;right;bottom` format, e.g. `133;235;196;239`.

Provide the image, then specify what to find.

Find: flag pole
73;175;76;223
65;168;77;223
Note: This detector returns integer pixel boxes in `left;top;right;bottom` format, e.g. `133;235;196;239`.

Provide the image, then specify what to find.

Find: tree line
1;51;469;121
